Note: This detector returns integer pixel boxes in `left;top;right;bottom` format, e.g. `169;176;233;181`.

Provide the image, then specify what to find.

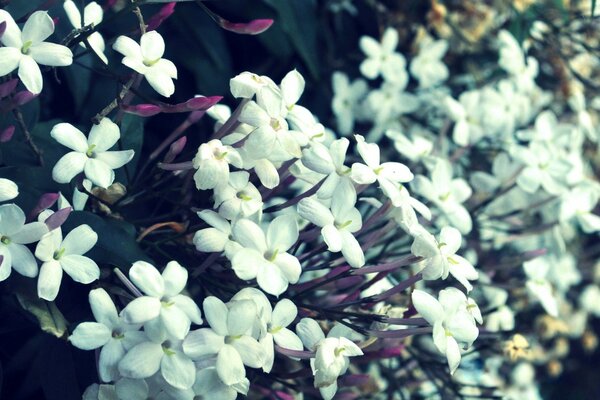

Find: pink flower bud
122;104;162;117
0;79;18;99
13;90;38;106
220;18;274;35
45;207;72;231
163;136;187;163
147;2;176;31
0;126;15;143
29;192;60;221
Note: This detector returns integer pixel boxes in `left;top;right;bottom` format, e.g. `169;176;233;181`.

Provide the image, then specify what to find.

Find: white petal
161;352;196;389
411;290;444;325
161;261;187;296
295;318;325;350
18;55;43;94
160;305;191;340
37;260;63;301
145;71;175;97
322;225;342;252
52;152;88;184
11;221;48;244
227;300;256;336
141;31;165;61
280;69;305;106
0;47;21;76
51;123;89;152
95;150;134;169
69;322;111;350
231;248;263;281
297;198;334;227
0;179;18;202
118;342;163;379
60;255;99;284
203;296;229;336
98;339;125;383
22;11;54;43
121;296;161;324
267;214;298;252
183;328;224;358
0;203;25;235
84;158;114;188
88;118;120;152
272;298;297;328
230;336;264;368
254;159;279;189
114;377;148;400
9;243;39;278
350;163;377;184
193;228;227;252
129;261;164;297
29;43;72;66
232;219;266;252
0;10;22;48
446;336;461;374
62;224;98;255
89;288;119;327
172;295;202;325
340;231;365;268
216;344;246;386
112;35;142;59
63;0;82;28
256;263;288;296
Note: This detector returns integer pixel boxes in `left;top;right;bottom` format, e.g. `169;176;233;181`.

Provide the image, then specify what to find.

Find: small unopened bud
45;207;72;231
13;90;38;106
220;18;274;35
29;192;60;221
122;104;162;117
163;136;187;163
147;2;176;31
0;79;18;98
0;125;15;143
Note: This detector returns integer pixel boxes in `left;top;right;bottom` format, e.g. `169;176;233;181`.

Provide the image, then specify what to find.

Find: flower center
86;144;97;158
21;40;33;54
143;58;160;67
162;340;176;355
335;220;352;230
264;248;279;262
0;235;11;245
334;346;346;357
225;335;242;344
112;329;124;339
53;248;66;260
236;191;252;201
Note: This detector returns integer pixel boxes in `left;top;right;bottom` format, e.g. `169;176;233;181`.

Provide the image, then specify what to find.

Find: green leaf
63;211;151;267
118;113;145;176
15;290;68;339
262;0;320;79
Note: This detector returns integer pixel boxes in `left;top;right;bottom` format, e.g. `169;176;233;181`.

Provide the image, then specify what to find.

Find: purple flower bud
28;192;59;221
147;2;176;31
0;79;17;99
163;136;187;163
339;374;371;387
220;18;274;35
183;95;222;111
0;126;15;143
45;207;72;231
13;90;38;106
122;104;162;117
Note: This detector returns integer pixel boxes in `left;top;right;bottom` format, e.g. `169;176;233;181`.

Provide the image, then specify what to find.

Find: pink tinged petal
162;261;187;296
69;322;111;350
88;118;121;151
257;263;288;296
22;11;54;44
274;253;301;284
0;10;22;48
160;305;191;340
18;55;43;94
0;204;25;235
340;230;365;268
220;18;273;35
118;342;163;379
140;31;165;61
411;290;444;325
112;35;142;59
267;215;298;251
172;295;202;324
217;344;246;386
95;150;135;169
227;300;257;336
84;159;114;188
51;123;88;152
129;261;165;297
0;47;21;76
183;328;225;358
62;224;97;255
351;163;377;184
230;336;264;368
161;352;196;389
203;296;229;336
298;198;334;227
52;152;87;184
90;288;119;327
10;243;38;278
11;221;47;244
60;254;99;284
29;43;72;66
145;71;175;98
272;299;297;328
321;225;342;252
37;260;62;300
121;296;161;324
99;339;125;383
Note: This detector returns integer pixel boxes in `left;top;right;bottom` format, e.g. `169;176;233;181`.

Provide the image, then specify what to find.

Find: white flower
120;261;202;340
412;289;479;374
193;210;241;258
0;178;18;202
69;288;144;382
523;257;558;317
359;27;407;85
297;180;365;268
183;296;265;386
35;224;99;301
193;367;249;400
51;118;135;188
331;71;368;135
230;215;302;296
113;31;177;97
411;227;478;291
512;141;571;195
559;184;600;233
260;298;303;372
301;138;352;199
0;204;48;281
192;139;243;190
213;171;262;220
351;134;414;205
0;10;73;94
63;0;107;64
409;37;449;88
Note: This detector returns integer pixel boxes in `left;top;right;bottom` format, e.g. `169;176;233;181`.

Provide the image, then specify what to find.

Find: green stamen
21;40;33;54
